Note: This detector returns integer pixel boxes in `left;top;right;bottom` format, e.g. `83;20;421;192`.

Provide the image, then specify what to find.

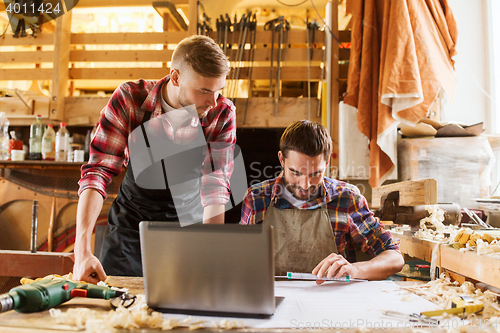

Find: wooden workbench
0;277;428;333
398;233;500;289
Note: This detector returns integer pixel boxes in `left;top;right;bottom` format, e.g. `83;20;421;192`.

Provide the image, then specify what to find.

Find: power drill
0;279;126;313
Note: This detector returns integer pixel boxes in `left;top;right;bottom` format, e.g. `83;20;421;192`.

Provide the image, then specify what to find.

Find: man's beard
178;87;211;118
283;177;320;201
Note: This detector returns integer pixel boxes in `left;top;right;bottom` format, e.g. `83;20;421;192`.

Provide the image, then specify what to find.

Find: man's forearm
75;188;104;256
351;250;404;280
203;204;225;224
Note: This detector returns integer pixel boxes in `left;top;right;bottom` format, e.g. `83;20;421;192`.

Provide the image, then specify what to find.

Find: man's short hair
171;35;230;77
280;120;332;161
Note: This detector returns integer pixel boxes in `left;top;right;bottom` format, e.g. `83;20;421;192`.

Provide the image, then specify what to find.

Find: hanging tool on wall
222;14;229;57
243;13;258;125
227;13;245;99
264;17;280;99
216;17;221;47
274;18;284;117
306;18;312;120
230;13;250;102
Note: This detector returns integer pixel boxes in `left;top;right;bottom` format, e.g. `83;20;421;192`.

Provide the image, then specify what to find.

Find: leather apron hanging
264;201;338;276
100;110;206;276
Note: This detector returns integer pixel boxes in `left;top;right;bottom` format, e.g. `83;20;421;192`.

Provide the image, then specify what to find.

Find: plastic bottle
0;113;9;160
55;122;70;162
29;115;44;160
42;124;56;160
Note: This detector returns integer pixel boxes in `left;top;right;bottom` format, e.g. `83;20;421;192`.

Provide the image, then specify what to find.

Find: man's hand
73;252;107;284
312;253;357;285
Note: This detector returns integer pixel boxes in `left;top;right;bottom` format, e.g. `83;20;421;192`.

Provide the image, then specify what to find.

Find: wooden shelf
398;233;500;289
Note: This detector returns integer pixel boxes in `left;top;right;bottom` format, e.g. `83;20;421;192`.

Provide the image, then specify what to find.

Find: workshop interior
1;0;500;331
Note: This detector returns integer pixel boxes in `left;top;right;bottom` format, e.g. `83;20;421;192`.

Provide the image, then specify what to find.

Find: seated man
240;120;404;282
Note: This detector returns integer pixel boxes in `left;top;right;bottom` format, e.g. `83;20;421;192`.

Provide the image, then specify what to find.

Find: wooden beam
71;32;188;45
69;49;173;62
0;69;51;80
0;34;54;46
371;179;438;209
0;97;50;117
67;48;324;63
68;67;325;81
0;51;53;63
234;97;321;128
153;1;188;31
64;96;323;127
64;96;108;125
397;233;438;263
207;30;326;45
187;0;197;36
0;250;73;278
49;12;71;121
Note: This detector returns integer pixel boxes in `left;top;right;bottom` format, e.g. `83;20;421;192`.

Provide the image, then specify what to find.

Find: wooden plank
65;97;322;127
187;0;197;36
76;0;188;6
68;48;324;63
70;49;173;62
0;69;51;80
440;245;500;289
0;51;53;63
64;96;108;125
0;34;54;46
0;97;50;117
68;66;325;81
49;12;71;121
0;250;73;278
207;30;326;45
371;179;438;209
234;97;321;128
71;31;188;45
398;234;438;263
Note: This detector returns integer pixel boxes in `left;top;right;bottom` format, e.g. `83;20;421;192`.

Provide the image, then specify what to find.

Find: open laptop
139;222;275;317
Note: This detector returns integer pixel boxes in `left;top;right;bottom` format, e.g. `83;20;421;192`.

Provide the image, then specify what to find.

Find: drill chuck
0;294;14;313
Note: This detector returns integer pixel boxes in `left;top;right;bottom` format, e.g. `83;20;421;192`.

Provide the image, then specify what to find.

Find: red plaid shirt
78;76;237;206
240;173;400;262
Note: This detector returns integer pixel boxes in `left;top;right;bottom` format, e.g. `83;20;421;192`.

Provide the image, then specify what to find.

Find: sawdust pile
21;273;244;332
403;272;500;321
49;294;244;332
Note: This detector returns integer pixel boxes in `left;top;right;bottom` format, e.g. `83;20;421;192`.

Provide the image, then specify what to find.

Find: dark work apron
100;110;206;276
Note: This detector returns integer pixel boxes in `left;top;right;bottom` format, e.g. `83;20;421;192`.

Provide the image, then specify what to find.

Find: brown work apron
265;201;338;276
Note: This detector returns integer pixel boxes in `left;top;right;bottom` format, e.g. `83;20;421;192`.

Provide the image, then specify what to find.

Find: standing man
241;120;403;281
74;35;236;283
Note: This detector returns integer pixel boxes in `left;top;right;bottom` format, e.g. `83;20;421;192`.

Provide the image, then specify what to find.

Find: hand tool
243;13;257;125
223;14;229;57
383;295;483;325
306;18;311;120
231;13;250;102
382;310;440;326
215;17;221;47
274;17;284;116
421;295;484;317
275;272;367;282
264;17;280;98
228;13;246;99
0;279;128;313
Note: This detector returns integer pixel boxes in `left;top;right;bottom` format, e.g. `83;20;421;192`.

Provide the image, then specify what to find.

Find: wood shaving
20;272;112;286
403;272;500;324
414;206;457;241
49;293;245;332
